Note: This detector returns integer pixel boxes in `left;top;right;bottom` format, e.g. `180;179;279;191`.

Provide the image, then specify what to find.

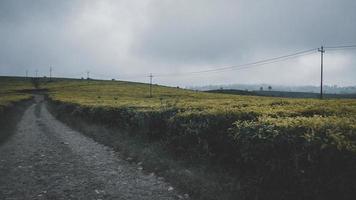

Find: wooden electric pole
50;66;52;81
86;71;90;79
149;73;153;98
318;46;325;99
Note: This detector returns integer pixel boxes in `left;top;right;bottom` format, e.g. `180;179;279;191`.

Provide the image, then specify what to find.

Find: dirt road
0;96;182;200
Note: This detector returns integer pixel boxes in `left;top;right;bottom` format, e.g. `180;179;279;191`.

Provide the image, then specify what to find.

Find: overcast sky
0;0;355;87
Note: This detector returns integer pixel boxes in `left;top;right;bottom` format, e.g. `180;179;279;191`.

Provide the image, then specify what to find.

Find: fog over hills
190;84;356;94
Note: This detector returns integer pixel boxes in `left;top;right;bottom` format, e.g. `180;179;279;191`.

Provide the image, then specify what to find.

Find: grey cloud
0;0;355;86
0;0;79;24
134;0;356;64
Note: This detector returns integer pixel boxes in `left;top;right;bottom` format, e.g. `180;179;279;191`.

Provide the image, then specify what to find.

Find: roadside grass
0;76;34;93
0;77;34;111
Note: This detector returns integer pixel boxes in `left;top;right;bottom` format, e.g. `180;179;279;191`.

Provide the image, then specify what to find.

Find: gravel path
0;96;182;200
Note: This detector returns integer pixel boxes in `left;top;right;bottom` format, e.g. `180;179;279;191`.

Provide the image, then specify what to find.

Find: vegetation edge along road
0;77;35;143
41;78;356;200
0;98;33;144
46;95;356;200
1;77;356;200
47;98;235;200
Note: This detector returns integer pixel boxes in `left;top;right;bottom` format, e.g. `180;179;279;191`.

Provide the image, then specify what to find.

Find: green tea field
42;78;356;199
1;76;355;200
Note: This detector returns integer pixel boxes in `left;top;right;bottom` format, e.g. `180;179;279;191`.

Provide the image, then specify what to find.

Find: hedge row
229;117;356;199
50;100;256;162
49;99;356;200
0;97;33;143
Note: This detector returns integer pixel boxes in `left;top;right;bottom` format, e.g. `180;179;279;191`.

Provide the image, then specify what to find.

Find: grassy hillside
44;79;356;115
43;78;356;199
0;77;33;110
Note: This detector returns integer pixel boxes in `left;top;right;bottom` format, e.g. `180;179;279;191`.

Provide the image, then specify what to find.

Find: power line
155;48;318;77
154;44;356;78
75;48;318;81
155;51;318;80
325;44;356;49
49;44;354;85
73;44;355;80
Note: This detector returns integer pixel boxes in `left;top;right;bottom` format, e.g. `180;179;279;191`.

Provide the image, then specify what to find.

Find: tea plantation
43;78;356;200
1;76;355;199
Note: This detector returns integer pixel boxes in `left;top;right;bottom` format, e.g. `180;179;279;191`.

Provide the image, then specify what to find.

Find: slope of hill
0;76;33;109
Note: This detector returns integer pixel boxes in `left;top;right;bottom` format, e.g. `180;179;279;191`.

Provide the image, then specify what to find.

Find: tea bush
44;79;356;199
229;117;356;199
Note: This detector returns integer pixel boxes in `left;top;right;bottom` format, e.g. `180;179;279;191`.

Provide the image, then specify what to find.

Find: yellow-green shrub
229;116;356;199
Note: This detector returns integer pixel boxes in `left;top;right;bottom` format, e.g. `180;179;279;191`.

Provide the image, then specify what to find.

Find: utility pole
149;73;153;98
318;46;325;99
49;66;52;81
86;71;90;80
35;69;38;78
26;70;28;78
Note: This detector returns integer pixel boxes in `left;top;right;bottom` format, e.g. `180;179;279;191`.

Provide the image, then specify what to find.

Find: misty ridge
190;84;356;94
